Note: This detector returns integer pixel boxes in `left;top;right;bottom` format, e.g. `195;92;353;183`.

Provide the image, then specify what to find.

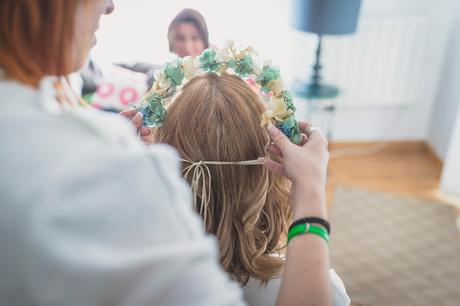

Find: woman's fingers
139;127;152;137
297;121;312;133
268;125;292;154
267;143;283;157
120;109;152;143
130;112;143;130
120;108;138;120
299;134;309;146
306;127;328;149
263;158;286;177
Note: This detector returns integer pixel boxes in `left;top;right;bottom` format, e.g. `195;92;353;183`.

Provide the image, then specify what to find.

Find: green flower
257;65;281;92
198;48;221;72
163;61;184;87
142;92;166;127
283;91;296;112
227;59;237;69
281;116;302;145
235;54;253;76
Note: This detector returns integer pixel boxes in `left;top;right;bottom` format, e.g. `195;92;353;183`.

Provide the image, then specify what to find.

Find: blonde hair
155;73;292;284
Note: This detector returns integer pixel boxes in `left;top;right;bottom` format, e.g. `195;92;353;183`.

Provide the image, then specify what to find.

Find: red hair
0;0;89;86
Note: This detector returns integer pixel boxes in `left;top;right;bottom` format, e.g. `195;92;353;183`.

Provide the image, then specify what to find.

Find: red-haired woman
0;1;332;306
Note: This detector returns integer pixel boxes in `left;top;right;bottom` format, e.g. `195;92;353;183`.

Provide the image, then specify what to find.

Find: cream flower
214;40;236;62
152;69;172;95
216;46;234;63
271;96;292;121
243;46;258;59
182;56;201;80
267;79;285;96
261;110;274;127
224;39;235;50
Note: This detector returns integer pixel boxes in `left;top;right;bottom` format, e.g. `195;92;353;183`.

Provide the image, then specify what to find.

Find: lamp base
292;81;340;99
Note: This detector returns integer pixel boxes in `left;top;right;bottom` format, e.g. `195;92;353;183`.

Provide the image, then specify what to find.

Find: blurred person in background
167;8;210;57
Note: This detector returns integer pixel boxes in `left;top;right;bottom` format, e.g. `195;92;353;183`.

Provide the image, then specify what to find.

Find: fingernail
134;112;142;121
268;124;279;136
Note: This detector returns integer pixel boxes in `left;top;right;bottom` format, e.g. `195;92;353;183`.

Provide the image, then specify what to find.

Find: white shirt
243;269;351;306
0;78;246;306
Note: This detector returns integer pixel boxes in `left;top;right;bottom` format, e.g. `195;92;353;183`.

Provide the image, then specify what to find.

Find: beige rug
330;186;460;306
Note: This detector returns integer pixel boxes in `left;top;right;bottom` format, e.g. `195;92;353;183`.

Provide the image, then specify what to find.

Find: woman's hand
264;122;329;189
120;109;152;142
264;122;330;219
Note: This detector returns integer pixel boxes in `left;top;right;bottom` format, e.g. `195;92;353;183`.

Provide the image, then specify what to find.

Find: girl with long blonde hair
154;72;350;305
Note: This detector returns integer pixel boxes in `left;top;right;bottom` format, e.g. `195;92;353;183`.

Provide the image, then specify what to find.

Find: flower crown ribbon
136;40;303;144
182;158;266;226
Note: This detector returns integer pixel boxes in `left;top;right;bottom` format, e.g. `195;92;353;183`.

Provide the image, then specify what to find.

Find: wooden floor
326;141;459;210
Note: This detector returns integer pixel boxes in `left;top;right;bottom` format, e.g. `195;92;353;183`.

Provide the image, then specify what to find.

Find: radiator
317;14;428;107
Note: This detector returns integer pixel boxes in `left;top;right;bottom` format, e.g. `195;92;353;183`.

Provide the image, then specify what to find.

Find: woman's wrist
291;183;327;220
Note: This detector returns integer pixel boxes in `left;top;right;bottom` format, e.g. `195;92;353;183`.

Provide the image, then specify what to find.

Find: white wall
440;112;460;196
427;1;460;160
91;0;293;73
92;0;457;143
290;0;457;141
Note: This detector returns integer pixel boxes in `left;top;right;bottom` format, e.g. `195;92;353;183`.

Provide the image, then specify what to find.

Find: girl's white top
244;269;351;306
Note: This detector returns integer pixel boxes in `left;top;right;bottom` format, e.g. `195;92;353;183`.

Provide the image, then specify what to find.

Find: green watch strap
287;223;330;244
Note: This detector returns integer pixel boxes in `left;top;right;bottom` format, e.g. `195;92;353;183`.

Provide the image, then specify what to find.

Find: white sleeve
243;269;351;306
22;143;246;306
329;269;351;306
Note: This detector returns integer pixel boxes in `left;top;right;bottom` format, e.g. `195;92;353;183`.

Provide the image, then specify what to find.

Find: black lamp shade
291;0;362;35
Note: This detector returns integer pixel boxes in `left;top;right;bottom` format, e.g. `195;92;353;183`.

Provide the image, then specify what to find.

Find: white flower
216;47;234;63
224;39;235;50
152;69;172;95
244;46;258;58
182;56;201;80
217;40;238;62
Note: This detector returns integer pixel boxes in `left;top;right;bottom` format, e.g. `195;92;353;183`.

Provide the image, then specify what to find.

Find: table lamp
291;0;362;99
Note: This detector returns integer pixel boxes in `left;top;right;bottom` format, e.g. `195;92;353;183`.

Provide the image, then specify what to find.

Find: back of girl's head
155;73;291;284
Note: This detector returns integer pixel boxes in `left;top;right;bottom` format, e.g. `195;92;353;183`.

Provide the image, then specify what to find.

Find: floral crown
137;40;302;144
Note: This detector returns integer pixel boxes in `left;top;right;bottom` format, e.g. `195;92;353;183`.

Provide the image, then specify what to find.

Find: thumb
268;125;291;153
131;112;143;129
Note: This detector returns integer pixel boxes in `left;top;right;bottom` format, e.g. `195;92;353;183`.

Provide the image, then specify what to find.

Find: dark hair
167;8;209;52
